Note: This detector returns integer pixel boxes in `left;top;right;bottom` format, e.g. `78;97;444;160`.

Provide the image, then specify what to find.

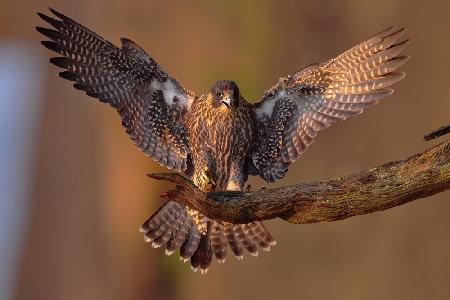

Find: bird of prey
37;8;409;274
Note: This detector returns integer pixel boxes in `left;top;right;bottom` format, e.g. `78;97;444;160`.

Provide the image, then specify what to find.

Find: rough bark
148;137;450;224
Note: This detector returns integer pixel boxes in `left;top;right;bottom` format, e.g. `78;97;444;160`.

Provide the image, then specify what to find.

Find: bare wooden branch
148;141;450;224
424;124;450;141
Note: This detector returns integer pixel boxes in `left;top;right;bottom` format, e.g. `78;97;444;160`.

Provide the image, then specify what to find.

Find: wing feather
37;8;194;172
252;26;409;181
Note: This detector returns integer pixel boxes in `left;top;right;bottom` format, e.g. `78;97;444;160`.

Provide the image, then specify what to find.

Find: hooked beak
221;91;232;108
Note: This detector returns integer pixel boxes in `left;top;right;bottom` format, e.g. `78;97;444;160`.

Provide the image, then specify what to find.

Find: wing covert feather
37;8;194;172
252;26;409;181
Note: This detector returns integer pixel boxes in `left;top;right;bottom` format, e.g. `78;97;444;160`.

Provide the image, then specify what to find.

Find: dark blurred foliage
1;0;449;299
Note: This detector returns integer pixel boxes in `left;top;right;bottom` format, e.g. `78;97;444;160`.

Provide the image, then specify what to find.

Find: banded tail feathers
139;201;276;273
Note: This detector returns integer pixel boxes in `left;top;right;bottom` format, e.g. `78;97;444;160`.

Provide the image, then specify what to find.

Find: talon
198;169;216;192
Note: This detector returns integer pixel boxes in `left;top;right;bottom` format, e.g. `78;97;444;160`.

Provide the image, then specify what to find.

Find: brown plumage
37;8;409;274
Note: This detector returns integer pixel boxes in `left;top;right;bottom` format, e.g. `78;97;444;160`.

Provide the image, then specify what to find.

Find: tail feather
152;225;174;248
152;204;184;248
180;222;201;261
140;201;179;233
190;221;213;273
248;222;276;248
245;223;271;251
166;210;190;254
140;201;276;273
260;222;277;246
223;223;244;259
234;224;258;257
140;201;181;247
211;222;227;263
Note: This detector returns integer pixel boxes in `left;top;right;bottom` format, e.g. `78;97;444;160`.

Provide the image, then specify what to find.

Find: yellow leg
196;169;216;192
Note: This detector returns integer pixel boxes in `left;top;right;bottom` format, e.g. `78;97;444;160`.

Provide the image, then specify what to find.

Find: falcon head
210;80;240;109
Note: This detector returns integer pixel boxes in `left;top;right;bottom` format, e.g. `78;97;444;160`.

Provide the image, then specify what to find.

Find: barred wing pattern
37;9;194;171
252;26;409;181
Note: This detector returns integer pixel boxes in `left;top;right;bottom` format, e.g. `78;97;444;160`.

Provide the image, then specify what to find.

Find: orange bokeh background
1;1;449;299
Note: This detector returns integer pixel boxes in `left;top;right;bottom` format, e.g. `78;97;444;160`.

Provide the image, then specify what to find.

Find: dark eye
216;90;223;97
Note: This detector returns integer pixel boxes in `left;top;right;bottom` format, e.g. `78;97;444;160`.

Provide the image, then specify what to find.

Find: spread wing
251;26;409;182
37;8;194;172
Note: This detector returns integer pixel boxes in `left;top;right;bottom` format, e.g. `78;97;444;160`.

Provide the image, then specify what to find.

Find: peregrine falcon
37;8;409;273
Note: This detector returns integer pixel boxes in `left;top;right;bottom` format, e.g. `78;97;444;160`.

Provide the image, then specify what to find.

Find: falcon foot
197;169;216;192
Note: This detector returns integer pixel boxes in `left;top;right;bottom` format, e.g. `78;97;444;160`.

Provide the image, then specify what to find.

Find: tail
139;201;276;273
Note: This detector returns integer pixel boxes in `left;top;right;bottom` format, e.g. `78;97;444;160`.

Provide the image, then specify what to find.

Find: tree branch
148;139;450;224
424;124;450;141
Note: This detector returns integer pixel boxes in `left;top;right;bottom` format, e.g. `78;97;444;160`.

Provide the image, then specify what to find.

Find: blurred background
0;0;449;299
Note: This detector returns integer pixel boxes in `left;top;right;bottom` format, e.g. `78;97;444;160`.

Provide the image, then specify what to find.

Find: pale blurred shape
0;42;44;300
